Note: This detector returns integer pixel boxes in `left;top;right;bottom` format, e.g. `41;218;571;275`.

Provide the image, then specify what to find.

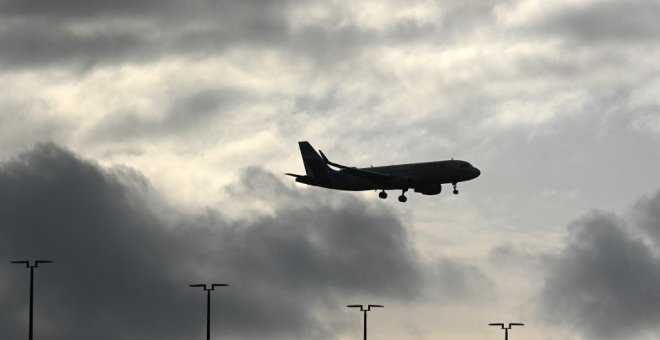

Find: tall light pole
489;322;524;340
347;304;384;340
190;283;229;340
11;260;54;340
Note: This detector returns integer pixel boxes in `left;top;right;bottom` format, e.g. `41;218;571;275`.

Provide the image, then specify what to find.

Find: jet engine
414;184;442;195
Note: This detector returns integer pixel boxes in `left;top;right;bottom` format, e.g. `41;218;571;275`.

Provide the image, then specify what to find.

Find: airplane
286;141;481;202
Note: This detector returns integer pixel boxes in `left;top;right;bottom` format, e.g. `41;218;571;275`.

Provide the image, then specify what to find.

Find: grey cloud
634;191;660;244
0;22;150;69
489;244;550;269
0;0;295;69
89;88;245;141
437;0;504;34
541;199;660;339
0;0;173;19
0;0;482;69
427;258;494;303
289;25;378;65
0;143;422;339
287;0;507;65
533;0;660;43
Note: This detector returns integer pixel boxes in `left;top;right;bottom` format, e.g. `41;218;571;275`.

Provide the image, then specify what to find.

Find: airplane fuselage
288;141;481;201
296;160;480;191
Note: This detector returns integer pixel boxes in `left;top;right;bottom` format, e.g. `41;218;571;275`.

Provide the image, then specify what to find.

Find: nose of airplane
472;167;481;179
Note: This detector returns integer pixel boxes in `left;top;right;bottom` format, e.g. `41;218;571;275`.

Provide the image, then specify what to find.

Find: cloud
0;0;496;69
89;87;247;141
0;0;173;19
547;0;660;43
0;21;150;69
0;0;295;69
499;0;660;44
0;143;426;339
541;192;660;339
427;258;494;303
1;0;445;69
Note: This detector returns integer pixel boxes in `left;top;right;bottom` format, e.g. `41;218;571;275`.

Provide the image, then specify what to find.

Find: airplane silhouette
287;141;481;202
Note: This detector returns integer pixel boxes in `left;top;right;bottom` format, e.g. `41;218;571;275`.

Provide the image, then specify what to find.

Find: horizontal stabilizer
285;173;303;178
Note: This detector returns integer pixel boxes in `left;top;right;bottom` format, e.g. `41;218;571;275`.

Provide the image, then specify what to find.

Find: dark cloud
533;0;660;44
0;0;468;69
0;0;294;68
634;191;660;244
0;143;422;339
89;88;246;141
0;22;150;69
541;194;660;339
0;0;173;19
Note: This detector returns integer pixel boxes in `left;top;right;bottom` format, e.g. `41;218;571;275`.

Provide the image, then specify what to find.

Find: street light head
347;305;362;308
11;260;53;268
211;283;229;288
510;323;525;327
190;284;206;288
489;323;505;327
368;304;384;308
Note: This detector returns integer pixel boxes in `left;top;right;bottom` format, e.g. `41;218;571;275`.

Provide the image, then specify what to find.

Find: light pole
190;283;229;340
489;322;524;340
347;304;383;340
11;260;54;340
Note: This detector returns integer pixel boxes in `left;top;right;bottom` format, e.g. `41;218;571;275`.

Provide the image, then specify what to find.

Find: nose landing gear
452;182;459;195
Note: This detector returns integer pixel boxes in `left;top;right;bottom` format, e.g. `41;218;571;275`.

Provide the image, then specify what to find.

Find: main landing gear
398;188;408;202
379;185;458;201
377;189;408;202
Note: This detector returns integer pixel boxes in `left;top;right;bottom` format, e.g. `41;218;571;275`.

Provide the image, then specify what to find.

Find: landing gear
378;190;388;199
452;182;459;195
398;188;408;203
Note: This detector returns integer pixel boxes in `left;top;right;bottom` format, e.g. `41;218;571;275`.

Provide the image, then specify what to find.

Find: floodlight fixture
489;322;524;340
190;283;229;340
11;260;54;340
347;304;384;340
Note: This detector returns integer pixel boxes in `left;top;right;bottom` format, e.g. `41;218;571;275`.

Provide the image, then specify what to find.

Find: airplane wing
319;150;393;183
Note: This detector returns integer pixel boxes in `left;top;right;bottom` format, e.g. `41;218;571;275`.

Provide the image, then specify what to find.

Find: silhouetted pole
190;283;229;340
489;322;524;340
347;304;383;340
11;260;53;340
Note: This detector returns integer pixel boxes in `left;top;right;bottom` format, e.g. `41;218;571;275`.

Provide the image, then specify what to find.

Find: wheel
398;195;407;202
453;189;459;195
379;191;387;199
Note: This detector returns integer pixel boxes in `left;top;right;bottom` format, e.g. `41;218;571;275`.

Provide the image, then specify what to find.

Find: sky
1;0;660;339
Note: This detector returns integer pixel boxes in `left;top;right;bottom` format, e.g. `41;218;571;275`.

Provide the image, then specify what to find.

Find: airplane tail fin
298;141;331;178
